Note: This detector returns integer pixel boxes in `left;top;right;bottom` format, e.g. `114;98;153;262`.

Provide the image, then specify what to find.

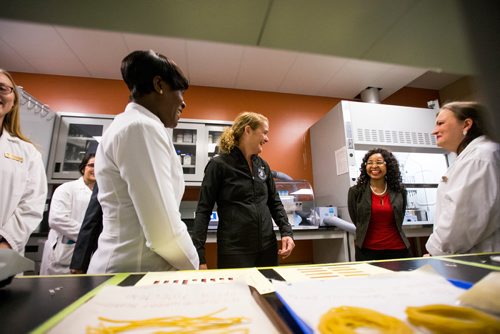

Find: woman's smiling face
0;72;15;126
365;153;387;181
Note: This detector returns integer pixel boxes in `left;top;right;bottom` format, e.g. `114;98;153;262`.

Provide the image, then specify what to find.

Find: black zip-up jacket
192;147;293;264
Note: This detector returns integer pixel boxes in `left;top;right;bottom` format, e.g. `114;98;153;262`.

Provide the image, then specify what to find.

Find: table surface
2;253;499;333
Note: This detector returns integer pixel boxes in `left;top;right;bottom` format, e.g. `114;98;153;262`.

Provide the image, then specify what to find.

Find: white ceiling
0;18;462;100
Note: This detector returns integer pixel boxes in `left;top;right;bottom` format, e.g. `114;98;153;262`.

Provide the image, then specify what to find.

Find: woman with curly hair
348;148;411;261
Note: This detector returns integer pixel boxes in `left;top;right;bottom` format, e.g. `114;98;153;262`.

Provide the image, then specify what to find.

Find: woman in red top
348;148;411;261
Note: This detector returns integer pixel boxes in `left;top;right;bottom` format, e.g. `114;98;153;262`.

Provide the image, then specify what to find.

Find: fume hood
310;100;447;226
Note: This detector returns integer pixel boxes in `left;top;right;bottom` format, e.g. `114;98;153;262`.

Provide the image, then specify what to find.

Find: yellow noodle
406;304;500;334
86;308;250;334
318;306;413;334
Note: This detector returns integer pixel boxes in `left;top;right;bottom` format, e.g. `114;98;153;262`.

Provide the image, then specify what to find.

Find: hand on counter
199;263;208;270
278;236;295;259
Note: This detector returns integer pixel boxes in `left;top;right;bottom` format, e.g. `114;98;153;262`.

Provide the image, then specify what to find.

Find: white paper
48;281;278;333
0;249;34;281
335;146;348;175
274;267;464;333
274;263;391;283
135;267;275;294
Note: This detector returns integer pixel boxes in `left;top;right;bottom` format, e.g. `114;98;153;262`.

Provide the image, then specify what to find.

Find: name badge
4;152;23;163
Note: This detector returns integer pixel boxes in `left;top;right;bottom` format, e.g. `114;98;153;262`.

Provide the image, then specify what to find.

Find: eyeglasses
366;161;386;166
86;163;95;168
0;84;14;95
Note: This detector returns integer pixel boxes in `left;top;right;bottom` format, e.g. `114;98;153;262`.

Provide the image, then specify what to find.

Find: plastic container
183;132;193;143
183;153;192;166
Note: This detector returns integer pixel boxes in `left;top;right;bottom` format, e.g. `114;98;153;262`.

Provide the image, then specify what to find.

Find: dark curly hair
355;148;404;192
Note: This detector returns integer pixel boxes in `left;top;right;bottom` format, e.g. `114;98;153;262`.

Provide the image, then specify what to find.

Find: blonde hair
218;112;268;154
0;69;31;143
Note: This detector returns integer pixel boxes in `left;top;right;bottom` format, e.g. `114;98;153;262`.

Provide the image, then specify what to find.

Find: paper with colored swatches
135;267;275;294
273;263;392;282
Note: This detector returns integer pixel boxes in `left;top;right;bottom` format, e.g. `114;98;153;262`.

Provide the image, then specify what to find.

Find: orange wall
382;87;440;109
11;72;439;186
12;72;339;184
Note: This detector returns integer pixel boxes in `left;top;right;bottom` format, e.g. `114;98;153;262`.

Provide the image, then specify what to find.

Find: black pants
355;246;412;261
217;242;278;269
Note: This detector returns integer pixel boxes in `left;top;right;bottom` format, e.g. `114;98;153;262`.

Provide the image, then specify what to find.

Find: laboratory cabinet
174;119;232;185
46;115;231;185
47;112;114;183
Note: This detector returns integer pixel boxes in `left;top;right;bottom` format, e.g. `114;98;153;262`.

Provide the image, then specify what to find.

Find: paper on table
458;271;500;315
48;281;278;333
274;263;392;283
274;266;464;333
0;249;34;286
135;267;275;294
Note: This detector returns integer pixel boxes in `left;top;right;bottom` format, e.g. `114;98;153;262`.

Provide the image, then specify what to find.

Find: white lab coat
40;177;92;275
426;136;500;255
0;131;47;254
87;102;199;273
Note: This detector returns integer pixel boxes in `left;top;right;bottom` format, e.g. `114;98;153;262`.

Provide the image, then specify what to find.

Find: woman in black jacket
348;148;411;261
192;112;295;269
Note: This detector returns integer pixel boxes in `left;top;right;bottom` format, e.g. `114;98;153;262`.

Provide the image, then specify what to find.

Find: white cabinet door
173;123;206;182
206;125;226;161
48;113;114;182
175;120;231;185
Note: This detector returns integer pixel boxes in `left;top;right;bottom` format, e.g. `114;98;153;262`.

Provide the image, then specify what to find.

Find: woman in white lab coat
40;154;95;274
426;101;500;255
87;50;199;273
0;69;47;255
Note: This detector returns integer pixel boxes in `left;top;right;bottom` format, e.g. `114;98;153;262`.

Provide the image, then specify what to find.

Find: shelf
174;142;196;146
67;139;92;146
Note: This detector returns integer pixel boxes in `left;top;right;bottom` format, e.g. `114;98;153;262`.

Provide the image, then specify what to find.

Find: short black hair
79;153;95;175
120;50;189;99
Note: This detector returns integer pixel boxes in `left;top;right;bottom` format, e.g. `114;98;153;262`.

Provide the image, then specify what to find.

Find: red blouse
363;192;406;250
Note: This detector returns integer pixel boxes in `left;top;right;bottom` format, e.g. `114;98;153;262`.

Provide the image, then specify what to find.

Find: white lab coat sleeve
48;181;83;241
426;158;498;255
3;151;47;253
114;121;199;270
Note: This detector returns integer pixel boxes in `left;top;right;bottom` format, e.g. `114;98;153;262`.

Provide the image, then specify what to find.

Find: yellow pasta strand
406;304;500;334
318;306;413;334
86;308;250;334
